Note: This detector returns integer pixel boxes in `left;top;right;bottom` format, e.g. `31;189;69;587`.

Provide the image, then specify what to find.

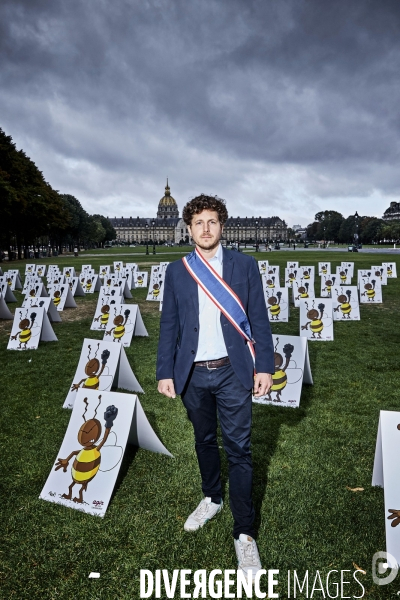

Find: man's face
188;210;223;252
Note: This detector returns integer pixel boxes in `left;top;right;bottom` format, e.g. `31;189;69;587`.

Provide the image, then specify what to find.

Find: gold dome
159;178;177;208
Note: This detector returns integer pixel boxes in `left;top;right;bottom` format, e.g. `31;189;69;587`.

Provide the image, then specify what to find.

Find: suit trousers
181;362;255;539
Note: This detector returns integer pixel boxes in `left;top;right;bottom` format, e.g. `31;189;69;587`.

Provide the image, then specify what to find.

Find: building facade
383;201;400;221
109;182;288;245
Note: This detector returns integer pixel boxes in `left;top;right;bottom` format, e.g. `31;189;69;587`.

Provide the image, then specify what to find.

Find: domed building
157;179;179;219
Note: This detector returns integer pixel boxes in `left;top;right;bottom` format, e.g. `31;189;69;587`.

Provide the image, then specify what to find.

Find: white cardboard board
286;261;299;270
48;284;78;311
341;261;355;278
300;298;334;341
265;265;280;283
382;262;397;278
47;274;65;285
261;273;279;291
253;335;312;408
0;294;13;319
331;286;360;321
40;389;172;517
36;265;47;277
318;262;331;276
22;295;62;323
0;282;17;302
134;271;148;288
63;266;76;278
66;276;86;296
146;266;165;301
99;265;111;278
23;282;49;299
298;266;315;282
359;276;383;303
25;264;36;275
63;339;143;409
264;287;289;322
7;307;57;350
285;267;299;288
372;411;400;569
3;272;19;291
335;267;352;285
103;304;148;346
79;274;101;294
81;264;93;273
91;294;123;331
371;266;388;286
292;278;315;307
113;260;124;273
258;260;269;275
357;269;373;288
22;276;44;294
320;274;339;298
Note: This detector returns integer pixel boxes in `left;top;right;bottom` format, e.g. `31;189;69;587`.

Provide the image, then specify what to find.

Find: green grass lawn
1;250;399;599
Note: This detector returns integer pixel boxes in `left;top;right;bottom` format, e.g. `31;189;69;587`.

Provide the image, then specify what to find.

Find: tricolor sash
182;248;255;364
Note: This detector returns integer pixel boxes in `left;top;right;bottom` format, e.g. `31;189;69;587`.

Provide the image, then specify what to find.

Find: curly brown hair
182;194;228;226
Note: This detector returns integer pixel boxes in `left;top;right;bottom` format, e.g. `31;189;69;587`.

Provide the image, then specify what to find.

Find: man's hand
253;373;273;398
158;378;176;399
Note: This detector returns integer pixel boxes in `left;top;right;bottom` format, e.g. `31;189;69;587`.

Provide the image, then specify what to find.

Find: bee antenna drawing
114;306;117;316
82;397;89;422
94;343;100;358
93;395;102;418
87;344;92;360
305;301;309;311
312;300;316;309
274;338;280;352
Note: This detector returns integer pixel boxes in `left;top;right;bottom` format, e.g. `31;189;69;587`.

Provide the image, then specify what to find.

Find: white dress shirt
194;243;228;361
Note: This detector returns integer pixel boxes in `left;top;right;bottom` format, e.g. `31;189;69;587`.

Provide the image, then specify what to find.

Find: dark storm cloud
1;0;400;222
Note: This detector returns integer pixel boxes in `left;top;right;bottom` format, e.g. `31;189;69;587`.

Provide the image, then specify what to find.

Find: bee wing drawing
322;314;333;327
286;367;303;385
99;432;123;472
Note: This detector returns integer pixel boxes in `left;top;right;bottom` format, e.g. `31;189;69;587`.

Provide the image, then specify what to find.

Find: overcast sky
1;0;399;227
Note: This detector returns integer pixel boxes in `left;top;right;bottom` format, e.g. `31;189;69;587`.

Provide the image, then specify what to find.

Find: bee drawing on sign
386;264;393;277
100;267;107;277
29;286;40;298
115;263;122;272
85;278;93;292
334;289;352;319
374;268;384;281
10;311;39;349
37;266;44;276
302;268;312;280
54;396;121;504
260;262;267;274
71;344;112;392
265;291;287;321
321;264;328;275
296;282;309;301
267;267;276;276
265;339;302;403
361;279;376;301
65;269;72;277
265;276;275;290
137;274;144;286
286;270;297;287
288;263;297;270
301;301;331;339
53;288;64;307
151;282;162;299
94;299;115;329
7;277;12;287
339;269;348;284
25;298;45;309
322;277;336;296
105;308;132;342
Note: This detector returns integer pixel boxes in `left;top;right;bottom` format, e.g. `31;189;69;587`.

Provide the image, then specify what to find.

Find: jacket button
191;350;195;354
194;327;198;332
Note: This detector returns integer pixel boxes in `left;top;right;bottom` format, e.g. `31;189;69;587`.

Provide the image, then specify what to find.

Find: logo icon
372;551;399;586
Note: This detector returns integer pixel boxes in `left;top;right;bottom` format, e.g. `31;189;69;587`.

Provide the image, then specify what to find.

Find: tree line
0;128;116;260
305;210;399;244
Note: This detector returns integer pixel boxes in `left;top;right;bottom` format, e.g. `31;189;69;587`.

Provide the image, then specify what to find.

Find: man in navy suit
157;194;274;578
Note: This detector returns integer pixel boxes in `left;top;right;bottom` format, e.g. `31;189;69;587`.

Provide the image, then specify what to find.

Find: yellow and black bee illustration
137;274;144;286
387;264;393;277
339;269;348;284
260;262;267;273
266;340;295;402
53;287;64;307
106;308;131;342
10;310;37;349
286;269;297;287
334;289;352;319
265;276;275;289
301;302;326;339
151;283;161;299
7;277;13;287
321;264;329;275
266;290;287;321
94;298;115;329
37;267;43;276
295;282;309;300
374;268;384;281
55;395;119;504
29;286;40;298
71;344;111;392
302;268;312;280
322;276;336;296
85;278;93;292
361;279;376;301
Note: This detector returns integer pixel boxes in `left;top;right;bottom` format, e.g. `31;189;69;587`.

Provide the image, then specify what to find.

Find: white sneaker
184;497;223;531
234;534;262;581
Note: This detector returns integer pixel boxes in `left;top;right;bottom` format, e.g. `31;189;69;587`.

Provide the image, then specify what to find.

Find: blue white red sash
182;248;255;364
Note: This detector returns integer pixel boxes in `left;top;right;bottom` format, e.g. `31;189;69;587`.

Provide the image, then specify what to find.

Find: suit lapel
222;246;234;285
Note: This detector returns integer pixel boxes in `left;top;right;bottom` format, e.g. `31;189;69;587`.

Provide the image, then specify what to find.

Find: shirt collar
209;243;223;264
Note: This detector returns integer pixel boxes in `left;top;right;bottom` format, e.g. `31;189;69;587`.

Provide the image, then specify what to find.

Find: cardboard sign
382;262;397;278
23;282;49;299
292;278;315;308
103;304;148;346
22;295;62;323
134;271;148;288
285;267;299;288
359;277;382;303
25;264;36;275
261;273;279;291
318;262;331;276
258;260;269;275
63;267;76;278
113;261;124;274
264;287;289;322
63;339;144;409
81;264;92;273
125;262;139;273
265;265;280;283
80;275;101;294
103;275;132;299
66;276;85;296
253;335;312;408
357;269;373;288
371;266;388;286
91;294;123;331
99;265;111;278
36;265;47;277
7;307;57;350
331;286;360;321
146;266;165;301
22;276;43;294
335;266;352;285
0;281;17;302
47;274;65;286
286;261;299;270
47;284;78;311
0;293;13;319
341;261;354;278
298;266;315;282
3;271;22;291
372;411;400;569
300;298;334;341
40;389;172;517
320;274;338;298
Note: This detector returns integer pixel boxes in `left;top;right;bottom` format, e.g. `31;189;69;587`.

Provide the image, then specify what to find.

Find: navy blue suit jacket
156;247;275;395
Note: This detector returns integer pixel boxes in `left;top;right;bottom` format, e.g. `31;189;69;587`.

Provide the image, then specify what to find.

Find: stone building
109;181;287;245
383;201;400;221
